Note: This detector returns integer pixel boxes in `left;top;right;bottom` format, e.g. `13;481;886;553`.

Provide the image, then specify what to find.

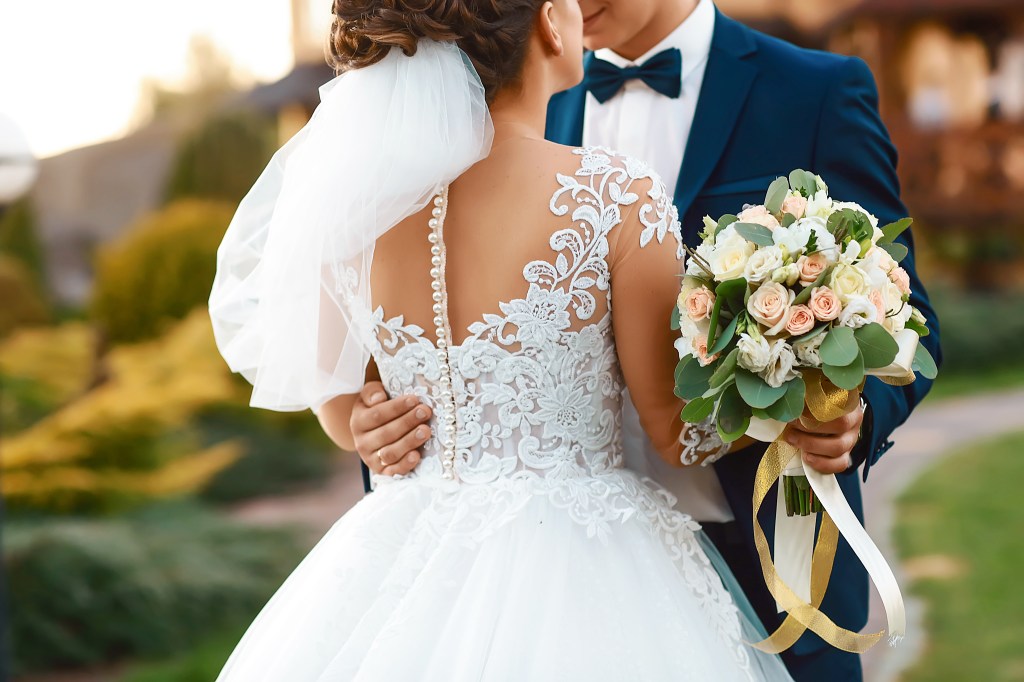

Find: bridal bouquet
673;170;937;515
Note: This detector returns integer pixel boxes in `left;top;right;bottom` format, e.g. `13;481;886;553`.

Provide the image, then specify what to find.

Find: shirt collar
594;0;715;83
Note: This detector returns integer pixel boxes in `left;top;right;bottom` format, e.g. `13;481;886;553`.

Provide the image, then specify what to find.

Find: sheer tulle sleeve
609;170;728;467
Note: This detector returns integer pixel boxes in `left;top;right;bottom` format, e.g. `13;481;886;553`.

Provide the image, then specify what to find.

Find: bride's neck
489;82;551;145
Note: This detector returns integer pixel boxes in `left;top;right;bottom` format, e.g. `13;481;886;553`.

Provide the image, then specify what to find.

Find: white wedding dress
214;148;793;682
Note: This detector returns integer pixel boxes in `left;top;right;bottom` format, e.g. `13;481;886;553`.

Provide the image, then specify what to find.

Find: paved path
228;388;1024;682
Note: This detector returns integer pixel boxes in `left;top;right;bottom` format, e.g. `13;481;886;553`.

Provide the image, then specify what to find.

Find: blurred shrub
5;504;305;674
0;254;49;336
0;196;46;289
165;110;276;205
91;200;233;344
931;288;1024;374
0;322;96;433
2;311;242;514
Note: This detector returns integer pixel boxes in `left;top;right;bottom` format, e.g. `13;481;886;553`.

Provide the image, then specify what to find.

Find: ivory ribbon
746;370;908;653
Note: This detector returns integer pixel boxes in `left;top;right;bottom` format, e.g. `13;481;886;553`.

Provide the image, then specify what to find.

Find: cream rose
737;205;782;231
797;252;829;287
794;333;825;368
684;286;715;321
829;264;869;304
868;289;887;325
786;305;816;336
743;246;784;284
782;193;808;219
709;239;756;281
838;295;877;329
808;286;842;321
761;340;799;388
747;282;793;334
736;333;771;373
890;266;911;296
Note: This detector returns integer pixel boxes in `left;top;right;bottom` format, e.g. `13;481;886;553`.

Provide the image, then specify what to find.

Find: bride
209;0;793;679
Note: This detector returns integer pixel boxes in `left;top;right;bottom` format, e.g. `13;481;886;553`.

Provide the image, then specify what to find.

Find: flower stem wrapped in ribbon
673;170;938;652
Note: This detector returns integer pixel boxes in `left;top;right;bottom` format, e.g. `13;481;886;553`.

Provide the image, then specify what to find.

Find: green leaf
820;327;859;366
716;384;752;444
764;176;790;214
904;317;930;338
675;354;692;386
735;370;788;409
793;265;835;305
676;358;716;400
823;351;866;390
782;213;798;228
671;305;681;331
913;344;938;380
789;169;819;198
709;348;740;388
681;395;716;422
878;217;913;245
708;314;740;357
708;278;747;348
716;214;739;233
854;322;900;369
880;241;909;263
765;376;806;423
792;323;829;346
733;222;775;247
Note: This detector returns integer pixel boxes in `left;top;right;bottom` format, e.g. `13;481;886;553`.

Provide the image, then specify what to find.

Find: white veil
209;41;494;412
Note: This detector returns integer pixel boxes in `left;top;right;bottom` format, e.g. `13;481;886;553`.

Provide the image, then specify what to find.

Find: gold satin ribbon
750;370;886;654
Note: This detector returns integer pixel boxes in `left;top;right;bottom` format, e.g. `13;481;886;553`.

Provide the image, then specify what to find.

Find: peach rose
747;282;792;333
694;337;719;367
782;194;808;220
786;305;816;336
868;289;887;325
797;252;829;287
684;286;715;321
808;286;842;321
889;266;911;296
737;205;781;231
868;246;897;274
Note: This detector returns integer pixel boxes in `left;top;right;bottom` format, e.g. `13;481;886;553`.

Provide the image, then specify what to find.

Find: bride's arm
610;176;752;468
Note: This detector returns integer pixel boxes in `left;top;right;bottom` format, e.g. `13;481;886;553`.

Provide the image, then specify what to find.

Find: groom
349;1;941;679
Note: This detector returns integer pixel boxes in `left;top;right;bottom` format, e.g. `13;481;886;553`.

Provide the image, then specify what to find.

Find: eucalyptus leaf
765;376;807;423
878;217;913;245
792;323;829;346
676;359;716;400
913;344;938;380
716;384;752;444
735;370;788;409
782;213;797;228
793;265;835;305
671;305;681;331
880;241;909;263
764;176;790;215
905;317;930;338
854;323;900;369
820;327;859;366
708;278;747;348
681;395;716;423
710;348;740;388
717;214;739;233
734;222;776;247
823;351;866;391
674;355;692;386
709;315;740;357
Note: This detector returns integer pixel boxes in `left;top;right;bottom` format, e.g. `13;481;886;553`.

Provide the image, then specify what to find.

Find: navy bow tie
584;48;683;104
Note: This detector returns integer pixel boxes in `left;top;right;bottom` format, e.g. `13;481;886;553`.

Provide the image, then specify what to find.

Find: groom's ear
536;2;565;57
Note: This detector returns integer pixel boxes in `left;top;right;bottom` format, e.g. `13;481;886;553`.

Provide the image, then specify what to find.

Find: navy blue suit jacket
546;10;941;654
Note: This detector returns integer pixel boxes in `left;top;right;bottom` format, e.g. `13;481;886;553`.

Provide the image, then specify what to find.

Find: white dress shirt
584;0;736;523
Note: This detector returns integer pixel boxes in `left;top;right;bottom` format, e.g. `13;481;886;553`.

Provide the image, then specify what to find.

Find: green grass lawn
895;430;1024;682
926;366;1024;402
117;626;245;682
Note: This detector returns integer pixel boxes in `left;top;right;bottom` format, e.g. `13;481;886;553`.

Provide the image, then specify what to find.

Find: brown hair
329;0;546;102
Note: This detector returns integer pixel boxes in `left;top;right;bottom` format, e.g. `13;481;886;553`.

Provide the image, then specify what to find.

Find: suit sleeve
811;57;942;480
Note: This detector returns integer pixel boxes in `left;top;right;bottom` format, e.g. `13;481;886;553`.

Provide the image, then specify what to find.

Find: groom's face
578;0;661;52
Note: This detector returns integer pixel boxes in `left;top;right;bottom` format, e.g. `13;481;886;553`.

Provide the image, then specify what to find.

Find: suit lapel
675;11;759;224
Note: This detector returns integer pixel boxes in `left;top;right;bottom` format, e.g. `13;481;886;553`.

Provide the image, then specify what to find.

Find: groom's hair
329;0;545;103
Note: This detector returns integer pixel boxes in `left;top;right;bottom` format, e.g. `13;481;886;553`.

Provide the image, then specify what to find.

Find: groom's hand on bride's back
351;382;433;476
783;390;864;475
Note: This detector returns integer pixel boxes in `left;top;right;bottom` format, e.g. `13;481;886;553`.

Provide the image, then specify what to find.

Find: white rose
805;189;833;219
737;333;771;373
793;333;825;368
858;248;892;291
709;239;756;281
882;281;913;333
830;263;869;303
838;295;877;329
761;339;799;388
674;336;692;359
678;315;710;347
832;200;879;228
743;246;784;284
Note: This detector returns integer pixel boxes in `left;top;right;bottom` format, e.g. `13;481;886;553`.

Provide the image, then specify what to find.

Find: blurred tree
0;255;49;337
164;109;277;205
90;200;233;343
0;197;46;292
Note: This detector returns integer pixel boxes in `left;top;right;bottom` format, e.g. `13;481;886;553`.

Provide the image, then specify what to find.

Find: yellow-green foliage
2;310;243;513
90;199;234;343
0;254;49;337
0;321;96;402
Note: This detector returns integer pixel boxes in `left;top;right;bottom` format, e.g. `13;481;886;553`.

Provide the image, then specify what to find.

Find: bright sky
0;0;297;158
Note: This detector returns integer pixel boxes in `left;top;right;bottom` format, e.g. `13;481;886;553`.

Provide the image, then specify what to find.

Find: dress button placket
429;188;459;482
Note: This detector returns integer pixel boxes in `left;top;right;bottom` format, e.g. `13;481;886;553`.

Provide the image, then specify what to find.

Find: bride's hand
783;390;864;475
351;382;433;476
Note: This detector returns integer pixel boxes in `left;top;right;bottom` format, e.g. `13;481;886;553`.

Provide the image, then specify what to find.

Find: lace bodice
358;149;726;505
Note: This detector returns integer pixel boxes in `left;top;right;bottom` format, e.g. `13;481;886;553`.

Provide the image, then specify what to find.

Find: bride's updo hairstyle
329;0;546;102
